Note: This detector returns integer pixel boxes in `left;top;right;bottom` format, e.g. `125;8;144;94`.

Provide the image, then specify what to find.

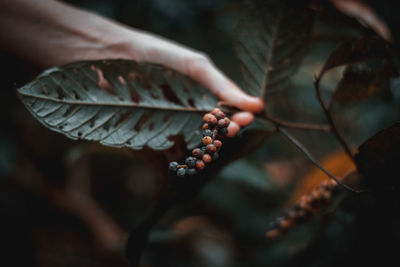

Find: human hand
0;0;264;136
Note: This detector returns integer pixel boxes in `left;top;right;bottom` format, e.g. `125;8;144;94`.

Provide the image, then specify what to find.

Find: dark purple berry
212;152;219;160
192;148;204;159
217;119;227;128
218;127;228;136
185;157;196;168
214;110;225;120
169;161;179;172
206;144;217;154
203;129;213;137
186;168;197;176
177;168;186;177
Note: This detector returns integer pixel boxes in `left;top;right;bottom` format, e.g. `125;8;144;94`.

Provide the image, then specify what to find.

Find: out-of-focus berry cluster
266;179;339;239
168;108;230;177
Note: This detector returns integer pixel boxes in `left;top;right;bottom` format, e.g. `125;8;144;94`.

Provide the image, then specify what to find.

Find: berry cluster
168;108;230;177
266;179;339;239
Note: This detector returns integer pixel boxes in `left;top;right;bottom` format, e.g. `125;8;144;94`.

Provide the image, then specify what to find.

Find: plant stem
277;126;361;193
264;114;331;132
314;75;355;163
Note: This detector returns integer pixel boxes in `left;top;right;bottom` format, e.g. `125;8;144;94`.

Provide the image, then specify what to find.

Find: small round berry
192;148;204;159
211;108;221;115
202;136;213;145
177;168;186;177
202;154;212;163
224;117;231;127
203;129;213;137
169;161;179;172
196;160;205;170
217;119;227;128
214;110;225;120
206;144;217;154
186;168;197;176
218;127;228;136
266;229;280;239
202;123;209;130
203;113;217;125
212;152;219;160
185;157;196;168
213;140;222;150
280;218;294;230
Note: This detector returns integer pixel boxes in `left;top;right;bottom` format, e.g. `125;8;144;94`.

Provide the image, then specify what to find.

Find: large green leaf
17;60;218;150
234;0;313;101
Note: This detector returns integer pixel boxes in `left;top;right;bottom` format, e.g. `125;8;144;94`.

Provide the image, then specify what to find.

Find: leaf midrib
260;3;284;100
18;91;210;113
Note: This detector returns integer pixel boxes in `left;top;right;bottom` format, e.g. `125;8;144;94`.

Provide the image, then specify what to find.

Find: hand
0;0;264;136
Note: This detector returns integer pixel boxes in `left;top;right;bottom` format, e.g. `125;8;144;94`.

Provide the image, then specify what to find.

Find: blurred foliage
1;0;400;267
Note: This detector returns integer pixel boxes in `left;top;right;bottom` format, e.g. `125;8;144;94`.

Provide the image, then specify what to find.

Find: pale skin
0;0;264;136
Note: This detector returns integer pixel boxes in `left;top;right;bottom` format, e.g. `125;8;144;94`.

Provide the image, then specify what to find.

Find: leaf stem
313;75;355;163
277;126;362;193
264;114;331;132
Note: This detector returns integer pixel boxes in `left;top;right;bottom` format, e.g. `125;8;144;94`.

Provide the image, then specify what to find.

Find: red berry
202;154;212;163
206;144;217;154
213;140;222;150
202;136;213;145
202;123;209;130
211;108;221;115
280;218;293;232
266;229;280;239
203;113;217;125
196;160;205;170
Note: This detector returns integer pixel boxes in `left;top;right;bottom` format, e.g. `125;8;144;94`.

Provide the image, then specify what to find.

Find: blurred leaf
234;0;313;100
330;0;393;42
333;59;394;104
355;122;400;188
317;36;391;80
289;150;355;205
219;159;273;190
17;60;218;151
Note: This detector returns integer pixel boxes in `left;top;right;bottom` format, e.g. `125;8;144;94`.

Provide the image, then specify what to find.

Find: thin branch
277;126;362;193
265;115;331;132
313;75;355;163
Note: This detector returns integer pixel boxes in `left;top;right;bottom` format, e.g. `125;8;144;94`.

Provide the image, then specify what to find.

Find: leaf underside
17;60;218;151
235;0;313;100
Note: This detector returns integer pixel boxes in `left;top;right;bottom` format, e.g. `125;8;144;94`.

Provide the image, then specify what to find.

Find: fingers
231;111;254;127
130;33;264;113
227;121;240;137
184;54;264;113
227;111;254;137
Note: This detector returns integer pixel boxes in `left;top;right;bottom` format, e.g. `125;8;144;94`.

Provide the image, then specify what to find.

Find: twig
277;126;362;193
265;115;331;132
313;75;355;163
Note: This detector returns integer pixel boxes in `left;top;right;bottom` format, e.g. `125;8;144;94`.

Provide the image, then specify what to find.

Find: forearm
0;0;264;117
0;0;136;67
